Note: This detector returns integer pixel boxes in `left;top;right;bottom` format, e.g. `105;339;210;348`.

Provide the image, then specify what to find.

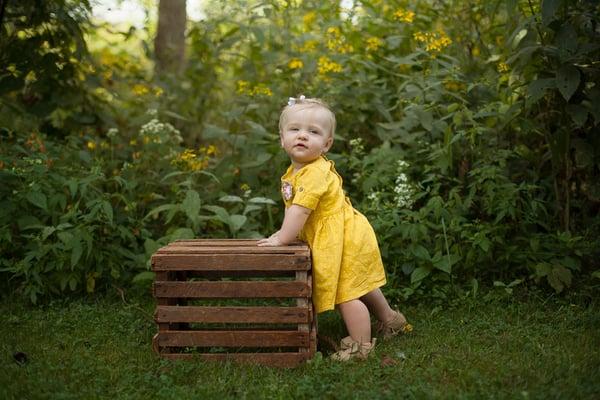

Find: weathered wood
153;281;310;298
171;239;305;247
159;352;308;368
296;271;309;355
151;239;316;367
157;330;308;347
152;254;310;271
154;246;310;255
155;306;310;324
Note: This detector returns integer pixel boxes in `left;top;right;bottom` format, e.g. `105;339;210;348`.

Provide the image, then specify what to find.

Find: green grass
1;291;599;399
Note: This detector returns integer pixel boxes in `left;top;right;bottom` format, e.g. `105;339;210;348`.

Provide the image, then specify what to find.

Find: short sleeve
292;164;328;210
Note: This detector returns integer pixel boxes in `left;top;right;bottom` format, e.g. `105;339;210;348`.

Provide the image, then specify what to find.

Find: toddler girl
258;96;410;361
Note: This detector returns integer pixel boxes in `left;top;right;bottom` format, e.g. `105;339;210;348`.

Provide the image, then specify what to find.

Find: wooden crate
151;239;316;367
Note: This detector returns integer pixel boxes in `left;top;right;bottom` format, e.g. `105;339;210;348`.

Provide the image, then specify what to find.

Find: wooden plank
183;270;295;279
152;254;310;271
154;246;310;255
171;239;306;247
155;306;310;324
296;271;309;355
157;330;309;347
154;281;310;298
159;352;308;367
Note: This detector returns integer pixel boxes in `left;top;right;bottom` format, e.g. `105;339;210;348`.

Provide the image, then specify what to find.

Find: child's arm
257;205;311;246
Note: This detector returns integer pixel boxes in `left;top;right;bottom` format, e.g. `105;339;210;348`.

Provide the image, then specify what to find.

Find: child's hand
257;232;285;247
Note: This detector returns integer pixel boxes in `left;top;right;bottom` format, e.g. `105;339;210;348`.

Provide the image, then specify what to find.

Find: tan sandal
330;336;376;361
376;310;413;340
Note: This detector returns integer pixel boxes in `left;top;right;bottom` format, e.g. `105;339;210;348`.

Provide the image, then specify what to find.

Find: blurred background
0;0;598;304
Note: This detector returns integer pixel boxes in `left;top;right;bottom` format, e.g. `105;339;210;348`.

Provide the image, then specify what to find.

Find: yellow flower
366;37;383;52
251;84;273;96
413;30;452;53
132;84;149;96
327;26;341;38
129;139;137;146
497;62;509;73
206;145;218;156
24;71;37;84
472;46;480;57
402;323;414;333
318;56;343;75
237;80;251;94
393;8;415;23
299;40;318;53
303;11;316;30
87;141;96;150
288;58;304;69
154;87;164;97
240;183;251;192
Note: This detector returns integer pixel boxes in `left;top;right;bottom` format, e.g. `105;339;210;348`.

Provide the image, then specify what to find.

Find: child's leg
338;299;371;343
360;288;402;323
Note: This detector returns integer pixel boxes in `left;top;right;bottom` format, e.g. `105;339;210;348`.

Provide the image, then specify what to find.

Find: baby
258;96;410;361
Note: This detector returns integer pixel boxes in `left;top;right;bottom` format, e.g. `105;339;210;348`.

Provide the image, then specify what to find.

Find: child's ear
280;133;284;148
324;136;333;152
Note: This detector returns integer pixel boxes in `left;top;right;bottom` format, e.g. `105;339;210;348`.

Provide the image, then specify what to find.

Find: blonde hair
279;96;337;138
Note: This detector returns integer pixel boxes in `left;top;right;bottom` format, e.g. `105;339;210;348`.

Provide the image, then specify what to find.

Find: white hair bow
287;95;306;106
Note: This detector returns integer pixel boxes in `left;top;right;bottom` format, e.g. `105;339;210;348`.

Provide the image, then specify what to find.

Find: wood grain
157;330;308;347
155;306;310;324
153;281;310;298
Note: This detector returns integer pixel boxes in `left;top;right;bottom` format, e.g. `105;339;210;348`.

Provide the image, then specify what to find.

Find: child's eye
290;127;299;131
310;129;319;134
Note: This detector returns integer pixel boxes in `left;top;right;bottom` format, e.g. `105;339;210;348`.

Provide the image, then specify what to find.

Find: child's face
280;106;333;168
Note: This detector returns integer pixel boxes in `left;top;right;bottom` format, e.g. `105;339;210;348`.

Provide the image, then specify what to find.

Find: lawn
1;290;599;399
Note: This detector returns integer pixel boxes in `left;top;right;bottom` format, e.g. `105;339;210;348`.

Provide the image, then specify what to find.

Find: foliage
1;0;599;302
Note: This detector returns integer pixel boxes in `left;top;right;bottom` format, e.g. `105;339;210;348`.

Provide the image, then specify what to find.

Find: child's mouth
294;144;307;149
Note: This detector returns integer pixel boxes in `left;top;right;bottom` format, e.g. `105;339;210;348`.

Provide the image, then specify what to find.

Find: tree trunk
154;0;186;74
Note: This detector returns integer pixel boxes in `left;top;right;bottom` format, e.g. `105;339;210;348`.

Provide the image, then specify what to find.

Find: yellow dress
280;156;387;313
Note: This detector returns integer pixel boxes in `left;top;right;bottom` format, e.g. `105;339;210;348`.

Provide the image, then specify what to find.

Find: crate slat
155;246;310;255
160;352;308;368
157;330;309;347
154;281;310;298
152;254;310;271
155;305;311;324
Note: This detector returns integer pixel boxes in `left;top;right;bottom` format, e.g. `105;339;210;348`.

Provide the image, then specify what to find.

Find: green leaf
527;78;555;106
182;190;201;221
541;0;561;26
42;226;56;240
512;29;528;49
169;228;195;240
411;266;431;284
556;65;580;101
219;195;243;203
411;244;431;261
145;203;178;220
241;152;272;168
101;200;113;224
556;24;577;58
547;264;572;293
26;191;48;211
203;205;230;222
248;197;277;205
228;214;247;233
566;104;588;127
132;271;155;283
70;240;82;267
592;270;600;280
433;253;460;274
